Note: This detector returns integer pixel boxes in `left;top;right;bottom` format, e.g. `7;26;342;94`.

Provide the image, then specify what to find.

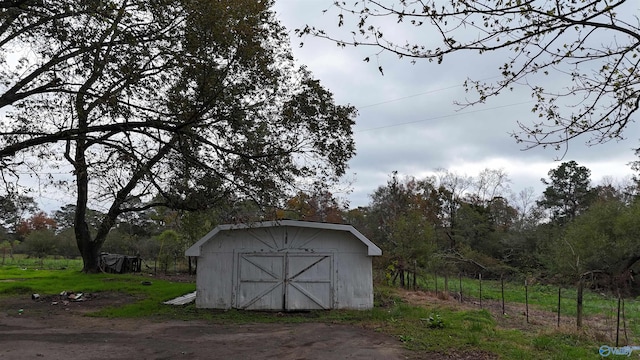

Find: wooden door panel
286;254;332;310
236;253;333;310
237;254;284;310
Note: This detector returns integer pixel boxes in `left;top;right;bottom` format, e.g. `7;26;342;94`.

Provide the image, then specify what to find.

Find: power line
356;75;502;110
356;100;533;133
357;84;463;109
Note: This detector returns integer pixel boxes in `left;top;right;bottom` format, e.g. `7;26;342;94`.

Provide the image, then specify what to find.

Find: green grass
0;255;82;270
0;265;195;318
0;266;631;359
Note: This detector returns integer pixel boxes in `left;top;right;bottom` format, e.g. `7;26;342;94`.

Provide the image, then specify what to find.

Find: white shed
185;220;382;310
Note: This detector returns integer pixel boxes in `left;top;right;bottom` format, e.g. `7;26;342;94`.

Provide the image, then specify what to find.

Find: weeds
424;313;445;328
398;334;414;343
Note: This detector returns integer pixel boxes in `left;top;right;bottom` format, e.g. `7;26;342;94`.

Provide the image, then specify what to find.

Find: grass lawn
0;255;83;270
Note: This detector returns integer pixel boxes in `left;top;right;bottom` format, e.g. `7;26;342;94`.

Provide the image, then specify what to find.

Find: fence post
501;275;505;315
479;273;483;309
413;260;417;290
557;287;561;327
623;298;629;345
459;273;463;303
444;272;449;298
435;272;438;295
616;292;621;347
525;279;529;324
577;277;583;329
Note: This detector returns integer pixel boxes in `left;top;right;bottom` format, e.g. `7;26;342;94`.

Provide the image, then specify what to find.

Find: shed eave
274;220;382;256
184;220;382;257
184;226;224;257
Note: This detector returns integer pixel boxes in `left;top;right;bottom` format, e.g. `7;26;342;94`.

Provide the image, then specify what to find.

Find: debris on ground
68;292;83;301
58;291;86;302
30;291;92;305
163;291;196;305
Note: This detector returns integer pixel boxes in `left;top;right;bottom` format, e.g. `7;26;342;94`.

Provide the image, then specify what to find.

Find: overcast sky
273;0;640;208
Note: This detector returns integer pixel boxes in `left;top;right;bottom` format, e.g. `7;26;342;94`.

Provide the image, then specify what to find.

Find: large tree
280;190;346;224
0;193;37;234
299;0;640;148
0;0;356;272
538;161;595;225
367;172;440;284
542;198;640;293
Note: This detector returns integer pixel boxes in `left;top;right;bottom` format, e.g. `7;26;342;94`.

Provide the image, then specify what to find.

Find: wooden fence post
479;273;483;309
616;292;621;347
525;279;529;324
501;275;505;315
435;272;438;295
444;272;449;298
577;277;583;329
557;287;561;327
413;260;417;290
623;298;628;345
459;273;463;303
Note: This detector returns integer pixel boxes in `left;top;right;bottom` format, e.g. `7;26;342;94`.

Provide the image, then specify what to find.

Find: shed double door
236;252;333;310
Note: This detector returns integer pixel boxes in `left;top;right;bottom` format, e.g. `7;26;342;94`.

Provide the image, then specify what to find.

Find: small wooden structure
185;220;381;310
99;253;141;274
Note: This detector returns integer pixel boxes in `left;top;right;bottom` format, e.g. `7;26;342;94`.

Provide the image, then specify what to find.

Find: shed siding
335;252;373;309
195;249;234;309
191;223;377;310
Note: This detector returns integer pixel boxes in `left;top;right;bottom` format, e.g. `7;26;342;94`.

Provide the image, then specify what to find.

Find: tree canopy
0;0;356;272
540;198;640;291
298;0;640;149
538;160;595;225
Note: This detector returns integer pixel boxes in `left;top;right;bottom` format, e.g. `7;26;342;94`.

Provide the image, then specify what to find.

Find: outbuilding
185;220;382;310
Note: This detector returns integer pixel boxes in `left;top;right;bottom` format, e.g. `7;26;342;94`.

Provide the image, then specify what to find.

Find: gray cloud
275;0;640;208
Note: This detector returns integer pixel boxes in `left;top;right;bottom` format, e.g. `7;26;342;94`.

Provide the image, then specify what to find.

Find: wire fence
394;271;640;347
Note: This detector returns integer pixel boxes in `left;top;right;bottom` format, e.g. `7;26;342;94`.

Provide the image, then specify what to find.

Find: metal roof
185;220;382;257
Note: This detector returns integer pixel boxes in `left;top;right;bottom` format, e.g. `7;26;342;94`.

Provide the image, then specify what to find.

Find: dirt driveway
0;293;409;360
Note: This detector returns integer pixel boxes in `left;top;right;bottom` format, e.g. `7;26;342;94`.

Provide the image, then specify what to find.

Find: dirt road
0;293;407;360
1;317;405;359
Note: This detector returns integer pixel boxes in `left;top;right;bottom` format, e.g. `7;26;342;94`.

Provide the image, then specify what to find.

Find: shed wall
194;226;374;310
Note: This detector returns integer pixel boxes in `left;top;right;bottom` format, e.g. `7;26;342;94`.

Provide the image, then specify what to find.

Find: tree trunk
74;154;99;272
73;93;102;273
75;160;102;273
80;239;101;273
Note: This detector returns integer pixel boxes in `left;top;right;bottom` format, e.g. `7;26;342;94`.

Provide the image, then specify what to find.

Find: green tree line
4;159;640;296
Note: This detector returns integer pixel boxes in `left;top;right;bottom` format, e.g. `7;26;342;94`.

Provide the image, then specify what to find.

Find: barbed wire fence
401;272;640;346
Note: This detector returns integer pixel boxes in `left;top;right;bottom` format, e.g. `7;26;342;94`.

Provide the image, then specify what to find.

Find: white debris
163;291;196;305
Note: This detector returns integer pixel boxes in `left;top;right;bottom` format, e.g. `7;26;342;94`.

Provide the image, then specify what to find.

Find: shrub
23;229;56;258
